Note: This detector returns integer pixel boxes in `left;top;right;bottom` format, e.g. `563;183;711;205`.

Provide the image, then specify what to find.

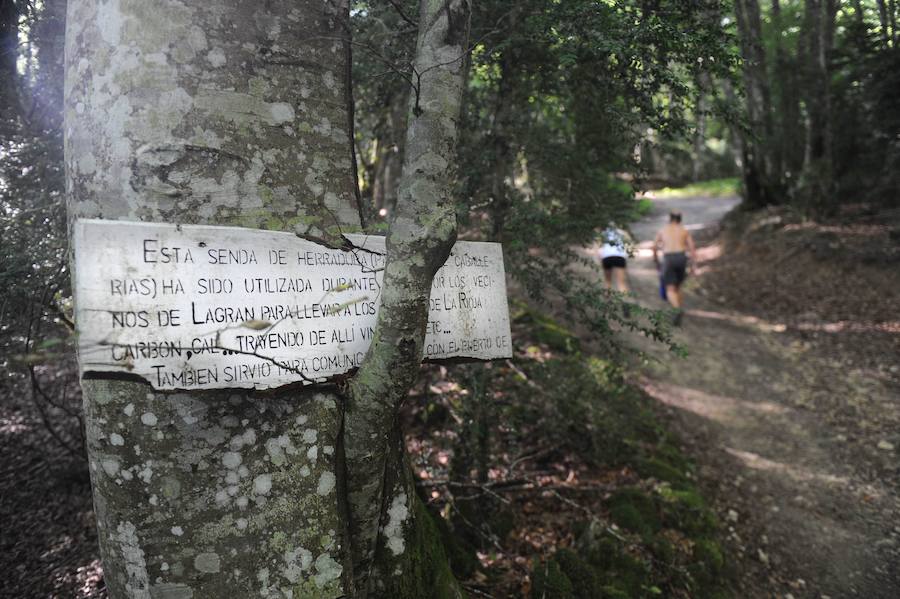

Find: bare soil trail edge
597;196;900;598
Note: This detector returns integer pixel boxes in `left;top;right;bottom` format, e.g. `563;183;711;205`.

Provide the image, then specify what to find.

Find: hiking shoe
673;309;683;327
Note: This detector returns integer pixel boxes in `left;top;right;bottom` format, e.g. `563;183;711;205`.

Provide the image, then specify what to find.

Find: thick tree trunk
65;1;360;597
733;0;780;207
771;0;803;178
800;0;837;213
344;0;472;596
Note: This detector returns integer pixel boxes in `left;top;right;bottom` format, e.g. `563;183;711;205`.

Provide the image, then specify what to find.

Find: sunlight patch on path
724;447;850;487
685;309;788;333
640;379;788;423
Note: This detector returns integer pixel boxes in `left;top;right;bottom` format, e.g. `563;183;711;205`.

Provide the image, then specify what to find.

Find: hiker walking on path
599;226;631;294
653;211;696;324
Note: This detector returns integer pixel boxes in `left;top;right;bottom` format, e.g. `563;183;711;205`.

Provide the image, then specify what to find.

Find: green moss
488;505;517;541
531;557;575;599
659;488;717;537
655;442;692;473
291;578;343;599
511;303;581;354
576;526;651;597
431;505;479;579
489;353;733;597
248;76;270;96
650;536;675;564
600;586;631;599
610;504;652;537
581;535;619;571
270;530;288;552
636;457;687;485
694;539;724;573
601;550;650;597
608;489;660;537
689;539;726;591
379;493;464;599
533;320;581;353
554;549;605;598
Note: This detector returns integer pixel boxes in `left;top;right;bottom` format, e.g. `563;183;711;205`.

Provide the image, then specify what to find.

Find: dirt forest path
596;195;900;598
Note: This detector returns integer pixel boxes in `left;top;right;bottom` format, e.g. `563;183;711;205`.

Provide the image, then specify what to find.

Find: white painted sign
72;219;512;390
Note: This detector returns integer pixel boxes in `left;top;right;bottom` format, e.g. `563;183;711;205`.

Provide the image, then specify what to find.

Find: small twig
28;366;80;458
507;443;559;474
385;0;418;27
548;489;595;518
460;583;494;599
504;359;545;392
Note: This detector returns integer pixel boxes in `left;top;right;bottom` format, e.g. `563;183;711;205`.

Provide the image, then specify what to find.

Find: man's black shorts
602;256;627;269
662;252;688;285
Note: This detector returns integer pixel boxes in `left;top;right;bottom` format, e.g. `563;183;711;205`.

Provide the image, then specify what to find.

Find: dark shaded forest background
2;0;899;597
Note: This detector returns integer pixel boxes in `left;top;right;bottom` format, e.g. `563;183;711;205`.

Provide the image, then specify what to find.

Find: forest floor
3;193;898;599
610;194;900;599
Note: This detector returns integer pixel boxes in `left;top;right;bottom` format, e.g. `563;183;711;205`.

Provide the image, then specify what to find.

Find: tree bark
851;0;865;27
65;1;359;596
693;77;708;183
889;0;898;44
487;51;517;241
800;0;837;212
0;0;18;125
371;87;410;218
733;0;780;207
876;0;891;46
344;0;471;596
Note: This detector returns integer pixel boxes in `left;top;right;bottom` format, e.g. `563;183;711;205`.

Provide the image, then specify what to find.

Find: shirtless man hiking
653;211;696;325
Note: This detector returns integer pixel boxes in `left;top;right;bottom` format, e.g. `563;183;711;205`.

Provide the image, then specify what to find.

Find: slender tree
0;0;19;125
889;0;898;44
876;0;891;46
344;0;471;594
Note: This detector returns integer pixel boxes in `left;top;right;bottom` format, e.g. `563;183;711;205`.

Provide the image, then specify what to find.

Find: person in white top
599;226;630;294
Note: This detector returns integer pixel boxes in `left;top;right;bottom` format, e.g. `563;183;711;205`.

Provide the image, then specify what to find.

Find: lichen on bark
67;0;474;596
344;0;472;596
65;0;358;596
